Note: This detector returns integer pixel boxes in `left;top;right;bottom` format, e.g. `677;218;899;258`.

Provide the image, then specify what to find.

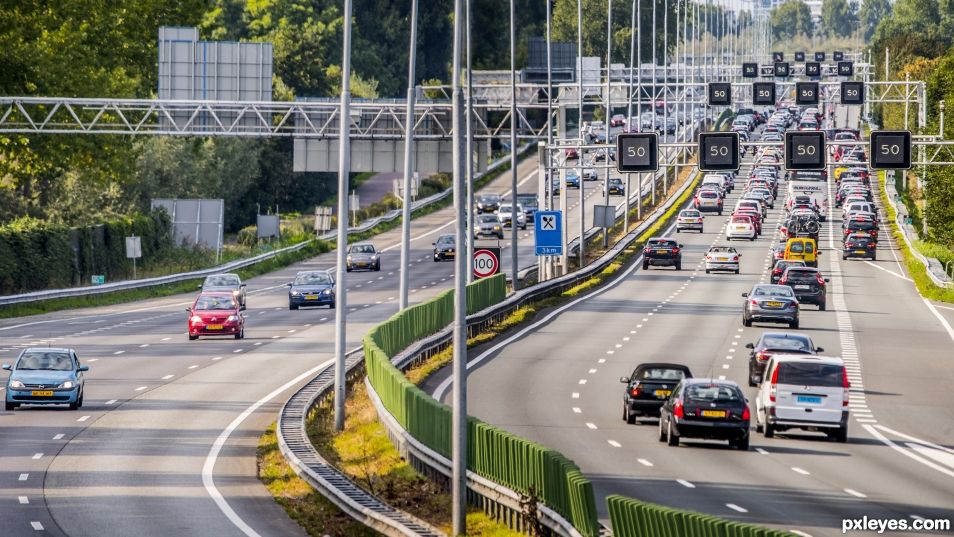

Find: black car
742;284;800;328
433;234;456;262
608;177;625;196
779;267;828;310
287;271;335;310
770;259;807;284
745;332;821;386
619;363;692;423
843;232;877;260
842;215;879;242
642;238;683;270
476;194;502;213
658;378;750;450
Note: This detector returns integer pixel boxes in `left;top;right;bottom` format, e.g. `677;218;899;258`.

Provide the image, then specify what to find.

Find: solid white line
934;303;954;311
875;424;954;455
52;434;64;440
921;298;954;345
608;440;622;448
725;503;748;513
844;488;867;498
77;416;90;422
862;260;913;281
18;496;28;504
637;458;654;467
31;522;43;531
18;473;28;481
676;479;695;489
202;357;337;537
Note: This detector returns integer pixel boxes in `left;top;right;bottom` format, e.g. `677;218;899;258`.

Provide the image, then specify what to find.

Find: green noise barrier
362;273;599;537
607;495;796;537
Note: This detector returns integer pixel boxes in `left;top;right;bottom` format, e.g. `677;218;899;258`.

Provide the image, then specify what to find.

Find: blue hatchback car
4;348;88;411
287;270;336;310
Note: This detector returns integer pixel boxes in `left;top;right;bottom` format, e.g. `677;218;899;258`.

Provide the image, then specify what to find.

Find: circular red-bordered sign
473;248;500;279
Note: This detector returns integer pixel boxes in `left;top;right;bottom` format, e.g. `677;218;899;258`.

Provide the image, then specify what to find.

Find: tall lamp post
399;0;419;311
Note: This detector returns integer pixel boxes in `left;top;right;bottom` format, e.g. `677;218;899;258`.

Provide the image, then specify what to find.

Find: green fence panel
607;495;796;537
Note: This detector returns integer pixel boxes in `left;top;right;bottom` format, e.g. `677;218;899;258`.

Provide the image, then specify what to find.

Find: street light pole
333;0;354;432
509;0;519;289
399;0;419;311
626;0;637;233
466;0;475;284
604;0;613;248
651;0;657;206
578;0;585;269
450;0;467;534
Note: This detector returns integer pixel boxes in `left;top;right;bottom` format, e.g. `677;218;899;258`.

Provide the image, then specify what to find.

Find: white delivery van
755;355;850;442
788;180;828;221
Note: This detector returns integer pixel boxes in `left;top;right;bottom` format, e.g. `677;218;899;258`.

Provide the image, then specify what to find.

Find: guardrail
882;172;953;288
0;144;532;307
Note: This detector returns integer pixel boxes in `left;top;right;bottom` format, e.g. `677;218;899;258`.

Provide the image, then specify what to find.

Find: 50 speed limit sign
473;248;501;279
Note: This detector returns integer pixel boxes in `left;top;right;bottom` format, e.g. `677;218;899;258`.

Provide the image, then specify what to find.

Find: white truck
787;180;828;221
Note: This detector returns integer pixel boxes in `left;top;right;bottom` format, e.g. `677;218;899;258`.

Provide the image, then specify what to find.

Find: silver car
705;246;740;274
201;273;246;310
497;203;527;230
741;284;800;329
346;243;381;272
474;214;504;239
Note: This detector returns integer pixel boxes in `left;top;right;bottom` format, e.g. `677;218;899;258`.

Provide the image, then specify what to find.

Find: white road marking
588;369;597;374
271;335;279;339
32;453;43;460
18;473;28;481
162;337;171;341
105;400;117;405
718;375;726;380
789;530;814;537
135;386;148;391
254;342;262;346
585;422;597;429
861;260;912;281
722;364;730;369
139;344;149;348
212;356;223;360
844;488;867;498
287;329;296;333
53;434;64;440
921;298;954;345
637;458;654;467
233;349;243;353
161;374;175;380
31;522;44;531
755;447;769;455
676;479;696;488
113;350;125;355
572;407;581;413
578;379;587;385
87;358;98;362
725;503;748;513
791;467;810;475
572;392;580;399
18;496;28;504
608;440;622;448
77;415;90;422
597;358;606;364
188;365;199;369
606;350;614;355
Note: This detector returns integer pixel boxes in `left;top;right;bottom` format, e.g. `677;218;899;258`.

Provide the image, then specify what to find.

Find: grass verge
1;149;534;320
879;172;954;303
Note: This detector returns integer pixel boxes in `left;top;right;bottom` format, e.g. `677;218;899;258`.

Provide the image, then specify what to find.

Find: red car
188;292;245;340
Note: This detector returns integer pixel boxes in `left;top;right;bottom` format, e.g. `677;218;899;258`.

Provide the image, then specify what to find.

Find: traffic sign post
785;131;827;170
753;82;776;106
838;61;854;77
616;133;659;173
870;131;912;170
473;247;501;279
534;210;563;256
699;132;740;172
126;235;142;279
774;62;790;77
795;52;805;62
841;81;865;105
805;62;821;77
708;82;732;106
742;63;758;78
796;82;820;105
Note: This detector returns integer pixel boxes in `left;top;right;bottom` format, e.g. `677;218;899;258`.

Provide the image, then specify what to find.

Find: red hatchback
188;292;245;340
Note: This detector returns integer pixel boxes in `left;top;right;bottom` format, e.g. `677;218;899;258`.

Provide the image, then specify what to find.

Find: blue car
4;348;88;411
288;270;336;310
566;172;581;189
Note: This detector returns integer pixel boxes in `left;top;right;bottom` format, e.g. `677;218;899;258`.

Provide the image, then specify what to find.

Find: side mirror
815;347;824;352
286;283;292;287
78;365;89;372
185;308;192;313
240;283;247;287
741;292;749;298
824;278;830;283
619;376;630;384
2;364;10;371
745;343;754;349
679;244;684;248
432;242;436;246
198;284;203;289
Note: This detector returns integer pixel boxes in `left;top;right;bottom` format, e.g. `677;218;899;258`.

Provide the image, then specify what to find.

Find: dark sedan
288;271;335;310
779;267;828;310
433;234;456;262
745;332;821;386
619;363;692;423
608;177;624;196
476;194;502;213
742;284;800;328
658;378;751;450
770;259;807;284
843;232;877;260
642;238;682;270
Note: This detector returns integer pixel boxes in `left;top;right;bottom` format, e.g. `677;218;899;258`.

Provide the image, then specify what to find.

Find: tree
770;0;814;40
859;0;891;41
821;0;858;37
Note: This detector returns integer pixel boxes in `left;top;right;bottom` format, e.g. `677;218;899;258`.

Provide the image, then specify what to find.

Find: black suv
779;267;829;310
843;232;877;260
620;363;692;423
642;238;683;270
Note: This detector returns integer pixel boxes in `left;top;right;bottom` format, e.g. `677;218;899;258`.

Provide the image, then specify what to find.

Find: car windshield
636;367;686;380
194;295;236;310
16;352;73;371
752;286;795;297
437;235;455;245
499;205;513;212
776;362;844;387
349;244;375;254
294;273;332;285
762;335;812;351
685;384;742;403
205;275;239;287
479;215;499;224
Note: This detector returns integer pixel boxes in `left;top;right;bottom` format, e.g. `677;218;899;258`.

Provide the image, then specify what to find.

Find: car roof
681;378;742;388
758;332;810;341
769;354;844;366
634;362;692;371
20;347;73;354
198;291;236;297
751;283;793;290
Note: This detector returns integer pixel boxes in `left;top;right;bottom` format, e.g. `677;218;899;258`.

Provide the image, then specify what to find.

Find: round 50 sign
473;248;501;279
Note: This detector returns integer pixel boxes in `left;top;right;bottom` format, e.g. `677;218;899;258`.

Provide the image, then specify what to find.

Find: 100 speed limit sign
473;248;501;279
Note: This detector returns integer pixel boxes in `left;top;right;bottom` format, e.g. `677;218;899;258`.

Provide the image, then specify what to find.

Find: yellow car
834;167;849;181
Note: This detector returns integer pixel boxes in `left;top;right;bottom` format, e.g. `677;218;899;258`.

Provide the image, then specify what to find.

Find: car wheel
871;253;876;261
705;269;711;274
743;316;752;327
790;319;799;329
77;393;84;409
675;263;682;271
329;302;336;309
346;266;352;272
834;426;848;443
642;261;649;270
235;328;244;340
658;417;668;442
750;236;755;241
764;422;775;438
842;254;848;260
289;304;298;310
734;269;740;274
625;405;636;425
667;420;680;446
676;228;681;233
375;262;381;271
737;433;750;451
5;402;16;411
69;400;79;411
819;302;826;311
188;335;198;341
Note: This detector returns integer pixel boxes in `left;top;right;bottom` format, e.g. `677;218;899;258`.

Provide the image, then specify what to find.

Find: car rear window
786;269;817;280
776;362;844;387
752;286;794;297
635;367;687;381
685;384;743;402
762;336;811;352
731;216;750;223
789;242;804;253
648;240;677;248
848;221;877;231
701;192;717;198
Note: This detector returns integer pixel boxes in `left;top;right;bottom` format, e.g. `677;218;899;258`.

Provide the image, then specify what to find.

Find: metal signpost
125;236;142;279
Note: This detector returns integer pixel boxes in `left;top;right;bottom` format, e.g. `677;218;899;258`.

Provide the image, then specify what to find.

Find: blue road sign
534;210;563;256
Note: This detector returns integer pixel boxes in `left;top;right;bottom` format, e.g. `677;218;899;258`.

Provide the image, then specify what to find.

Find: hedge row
362;273;600;537
0;210;173;294
607;495;796;537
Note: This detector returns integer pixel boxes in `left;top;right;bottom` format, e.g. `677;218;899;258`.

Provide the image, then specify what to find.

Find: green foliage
821;0;858;38
551;0;682;64
859;0;892;41
771;0;815;40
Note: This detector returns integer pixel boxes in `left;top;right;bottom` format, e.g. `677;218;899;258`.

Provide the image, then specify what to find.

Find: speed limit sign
473;248;501;279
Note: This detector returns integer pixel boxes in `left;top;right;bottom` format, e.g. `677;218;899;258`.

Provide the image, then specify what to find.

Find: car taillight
772;268;782;276
732;256;739;261
756;351;770;361
630;382;642;397
750;299;759;307
643;247;652;254
672;247;680;254
742;406;751;421
769;366;779;402
842;367;851;389
816;274;826;286
673;399;684;419
779;277;788;285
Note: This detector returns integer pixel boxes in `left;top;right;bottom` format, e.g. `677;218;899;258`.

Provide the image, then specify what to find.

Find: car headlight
290;291;300;296
60;380;75;389
323;288;333;295
10;380;25;389
370;255;377;260
347;255;352;262
227;315;239;322
494;225;501;230
232;289;240;295
190;315;203;323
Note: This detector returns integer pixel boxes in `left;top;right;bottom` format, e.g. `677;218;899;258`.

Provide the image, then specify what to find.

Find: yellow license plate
207;324;223;330
854;250;866;254
766;301;783;307
656;250;668;254
701;410;726;418
654;389;672;397
31;390;53;397
305;295;318;300
717;257;728;261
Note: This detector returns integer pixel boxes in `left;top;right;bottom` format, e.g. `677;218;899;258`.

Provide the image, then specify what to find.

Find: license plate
717;257;728;261
656;250;668;254
305;295;318;300
797;395;822;404
794;285;810;290
701;409;726;418
854;250;866;254
31;390;54;397
654;389;671;398
765;301;783;307
207;324;223;330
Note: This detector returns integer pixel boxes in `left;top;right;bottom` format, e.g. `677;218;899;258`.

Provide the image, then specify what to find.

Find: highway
433;106;954;536
0;151;624;536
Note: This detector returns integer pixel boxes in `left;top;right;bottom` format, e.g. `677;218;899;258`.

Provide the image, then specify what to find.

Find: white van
755;355;849;442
